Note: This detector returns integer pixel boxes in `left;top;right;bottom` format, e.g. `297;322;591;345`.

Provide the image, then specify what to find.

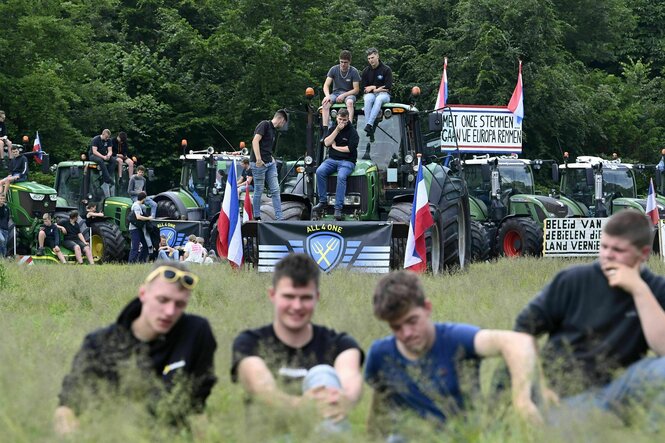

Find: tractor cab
54;161;133;212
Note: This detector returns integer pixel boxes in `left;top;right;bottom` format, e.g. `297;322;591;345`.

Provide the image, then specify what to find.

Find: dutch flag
647;177;659;226
507;61;524;124
33;131;43;164
435;57;448;111
404;157;434;272
217;160;243;267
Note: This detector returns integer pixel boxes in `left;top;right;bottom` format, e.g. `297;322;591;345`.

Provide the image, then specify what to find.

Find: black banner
155;220;203;247
257;221;393;273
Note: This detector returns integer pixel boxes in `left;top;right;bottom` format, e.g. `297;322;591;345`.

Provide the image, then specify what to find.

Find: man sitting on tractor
36;213;66;263
0;145;28;196
312;109;359;221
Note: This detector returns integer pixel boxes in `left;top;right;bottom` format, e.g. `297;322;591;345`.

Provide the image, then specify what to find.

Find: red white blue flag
435;57;448;111
507;61;524;124
243;185;253;223
217;160;243;267
647;177;659;226
404;157;434;272
32;131;43;164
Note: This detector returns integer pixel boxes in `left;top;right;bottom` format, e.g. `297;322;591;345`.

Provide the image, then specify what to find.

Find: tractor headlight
49;194;57;201
29;193;45;201
330;109;338;119
305;156;313;165
404;154;414;164
383;109;393;119
211;187;218;195
408;174;415;182
413;164;419;172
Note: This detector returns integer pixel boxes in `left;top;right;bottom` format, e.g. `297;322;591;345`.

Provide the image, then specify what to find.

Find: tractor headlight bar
305;156;313;165
404;154;414;164
49;194;57;201
329;195;361;206
29;193;45;201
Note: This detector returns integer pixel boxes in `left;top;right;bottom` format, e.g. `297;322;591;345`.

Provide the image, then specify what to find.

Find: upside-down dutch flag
217;160;243;267
507;61;524;124
243;186;253;223
646;178;659;226
435;57;448;111
32;131;43;164
404;157;434;272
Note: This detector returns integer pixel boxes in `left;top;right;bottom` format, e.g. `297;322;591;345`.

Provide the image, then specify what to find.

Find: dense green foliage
1;0;665;190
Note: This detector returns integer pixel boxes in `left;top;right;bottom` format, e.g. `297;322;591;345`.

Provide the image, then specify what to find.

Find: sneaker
364;124;373;136
312;201;328;212
254;216;261;222
334;208;342;221
36;247;44;256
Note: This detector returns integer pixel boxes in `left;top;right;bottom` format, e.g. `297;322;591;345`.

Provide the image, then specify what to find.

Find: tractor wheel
497;217;543;257
260;200;308;221
440;177;472;270
89;222;126;262
156;200;181;219
470;220;490;262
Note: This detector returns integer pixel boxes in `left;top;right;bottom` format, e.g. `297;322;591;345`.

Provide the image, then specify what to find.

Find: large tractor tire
439;177;472;270
497;217;543;257
260;200;309;221
387;202;446;274
89;221;126;262
470;220;491;262
156;200;181;219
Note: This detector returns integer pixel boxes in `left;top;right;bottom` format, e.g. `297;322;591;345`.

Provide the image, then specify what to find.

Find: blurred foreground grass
1;257;664;442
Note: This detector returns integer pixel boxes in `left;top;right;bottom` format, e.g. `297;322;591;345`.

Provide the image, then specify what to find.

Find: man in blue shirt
365;271;541;438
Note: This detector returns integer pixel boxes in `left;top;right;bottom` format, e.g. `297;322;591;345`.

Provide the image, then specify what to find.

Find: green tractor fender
611;197;648;214
469;196;489;221
102;197;133;232
153;190;202;221
557;195;590;217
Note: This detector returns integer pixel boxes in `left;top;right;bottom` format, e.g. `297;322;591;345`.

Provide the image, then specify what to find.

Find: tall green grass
1;257;663;442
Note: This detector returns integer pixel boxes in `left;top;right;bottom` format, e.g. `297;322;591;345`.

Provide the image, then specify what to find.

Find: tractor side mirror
585;168;594;186
40;153;50;173
551;163;559;183
428;113;443;131
195;160;206;180
481;164;491;182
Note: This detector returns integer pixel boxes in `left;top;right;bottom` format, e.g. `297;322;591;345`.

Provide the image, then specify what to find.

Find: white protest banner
543;218;608;257
439;105;522;153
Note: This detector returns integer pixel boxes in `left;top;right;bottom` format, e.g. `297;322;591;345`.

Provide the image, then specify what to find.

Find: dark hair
337;108;350;118
137;165;146;173
275;109;288;122
373;271;426;322
339;50;352;61
241;158;250;165
118;132;127;143
603;210;654;249
69;210;79;219
366;47;379;56
272;253;320;289
86;202;98;210
137;191;147;201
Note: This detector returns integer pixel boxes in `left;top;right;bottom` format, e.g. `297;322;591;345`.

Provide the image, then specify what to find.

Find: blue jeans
251;161;282;219
0;228;7;256
158;249;179;261
128;229;149;263
316;159;355;210
90;154;113;184
302;365;350;434
363;92;391;127
131;196;158;217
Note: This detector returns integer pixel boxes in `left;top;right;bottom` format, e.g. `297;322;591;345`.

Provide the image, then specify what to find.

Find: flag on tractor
435;57;448;111
243;187;253;223
404;157;434;272
507;61;524;124
32;131;43;164
217;160;243;267
647;177;659;226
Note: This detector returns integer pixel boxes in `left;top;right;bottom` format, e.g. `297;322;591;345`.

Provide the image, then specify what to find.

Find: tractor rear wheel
90;222;126;262
470;220;490;262
260;200;308;221
440;177;472;270
497;217;543;257
156;200;181;219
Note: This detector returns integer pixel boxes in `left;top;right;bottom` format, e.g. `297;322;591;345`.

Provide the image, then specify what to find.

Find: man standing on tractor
89;129;114;198
515;210;665;425
321;50;361;130
0;145;28;196
361;48;392;138
250;109;288;221
312;108;358;221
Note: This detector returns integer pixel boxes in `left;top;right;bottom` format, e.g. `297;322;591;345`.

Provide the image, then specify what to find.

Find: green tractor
463;155;586;258
245;94;472;273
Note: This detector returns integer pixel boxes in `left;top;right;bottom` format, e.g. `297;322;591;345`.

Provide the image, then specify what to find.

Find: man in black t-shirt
0;145;28;196
112;131;135;177
89;129;114;197
250;109;288;221
515;210;665;423
361;48;392;137
231;253;364;433
58;210;94;265
36;213;66;263
312;109;359;221
236;158;253;195
0;194;9;256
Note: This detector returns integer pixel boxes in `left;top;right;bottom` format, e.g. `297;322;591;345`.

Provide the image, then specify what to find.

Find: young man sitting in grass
54;262;217;435
365;270;541;439
515;210;665;425
231;253;364;435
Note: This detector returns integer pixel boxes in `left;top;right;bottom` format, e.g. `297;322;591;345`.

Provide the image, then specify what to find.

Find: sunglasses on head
145;266;199;289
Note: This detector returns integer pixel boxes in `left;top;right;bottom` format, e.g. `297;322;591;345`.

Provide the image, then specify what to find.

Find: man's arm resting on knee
236;356;303;408
474;329;543;423
54;405;79;435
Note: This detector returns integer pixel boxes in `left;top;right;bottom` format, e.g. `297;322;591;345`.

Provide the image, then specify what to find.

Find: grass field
1;257;664;442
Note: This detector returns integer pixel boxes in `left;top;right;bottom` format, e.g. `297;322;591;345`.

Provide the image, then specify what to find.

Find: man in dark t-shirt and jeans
231;253;364;434
312;109;359;220
250;109;288;221
89;129;114;198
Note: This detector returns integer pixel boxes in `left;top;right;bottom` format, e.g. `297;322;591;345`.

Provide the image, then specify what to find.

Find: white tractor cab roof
463;153;533;166
560;155;632;170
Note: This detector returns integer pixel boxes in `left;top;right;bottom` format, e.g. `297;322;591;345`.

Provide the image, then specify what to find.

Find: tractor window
88;167;107;202
499;164;534;194
464;164;490;202
562;169;593;207
603;168;636;198
184;163;208;199
56;168;82;207
356;114;402;170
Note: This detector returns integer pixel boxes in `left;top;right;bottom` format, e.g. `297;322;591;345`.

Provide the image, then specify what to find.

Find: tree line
1;0;664;190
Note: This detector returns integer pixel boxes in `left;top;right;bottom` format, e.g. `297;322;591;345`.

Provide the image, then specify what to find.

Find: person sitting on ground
89;129;115;198
0;110;13;162
312;109;358;221
128;165;157;216
157;234;180;262
0;194;9;257
85;202;104;220
0;145;28;196
58;211;94;265
360;48;392;138
514;209;665;426
112;131;135;177
365;270;542;439
36;213;66;263
237;159;253;195
196;237;215;265
54;262;217;435
321;50;361;130
183;234;204;264
231;253;364;436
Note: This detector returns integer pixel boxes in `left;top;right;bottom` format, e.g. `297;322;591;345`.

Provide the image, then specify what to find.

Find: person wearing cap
54;262;217;435
361;48;392;138
231;253;364;434
250;109;288;221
